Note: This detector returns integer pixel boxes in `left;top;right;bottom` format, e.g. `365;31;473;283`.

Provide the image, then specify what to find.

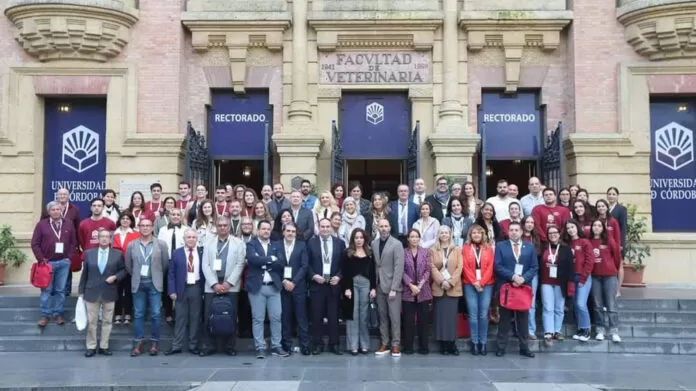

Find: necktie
98;250;107;274
171;229;177;257
323;209;328;218
400;203;407;234
187;249;194;273
513;242;520;258
53;221;60;232
322;238;329;264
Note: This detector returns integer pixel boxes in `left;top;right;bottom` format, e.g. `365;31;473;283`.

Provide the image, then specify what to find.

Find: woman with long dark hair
558;187;572;209
462;181;484;220
588;219;622;343
595;199;621;255
564;219;594;342
539;225;574;347
112;211;139;325
331;183;345;209
441;198;473;247
342;228;376;355
126;191;155;230
194;199;217;247
474;202;504;247
271;209;295;241
154;196;177;235
572;200;594;237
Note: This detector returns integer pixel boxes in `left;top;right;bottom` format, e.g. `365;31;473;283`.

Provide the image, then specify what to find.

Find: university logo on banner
649;100;696;232
44;100;107;220
366;102;384;125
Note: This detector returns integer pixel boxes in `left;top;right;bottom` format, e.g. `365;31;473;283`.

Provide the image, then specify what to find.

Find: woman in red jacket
461;224;495;356
595;200;621;251
112;211;140;325
563;219;594;342
589;219;622;343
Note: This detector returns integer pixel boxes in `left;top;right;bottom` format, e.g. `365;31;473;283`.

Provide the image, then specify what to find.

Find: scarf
434;190;450;206
342;210;358;225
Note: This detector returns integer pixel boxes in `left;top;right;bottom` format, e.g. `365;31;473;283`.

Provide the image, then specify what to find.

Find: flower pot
622;264;646;287
0;263;6;285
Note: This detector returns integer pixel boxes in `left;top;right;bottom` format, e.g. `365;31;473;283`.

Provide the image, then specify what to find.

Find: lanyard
50;220;62;241
548;243;559;264
511;240;521;263
473;246;482;269
151;201;161;212
60;203;68;219
217;237;230;258
139;242;153;264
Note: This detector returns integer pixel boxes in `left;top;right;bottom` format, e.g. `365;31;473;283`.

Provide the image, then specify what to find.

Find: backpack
30;262;52;289
208;295;237;337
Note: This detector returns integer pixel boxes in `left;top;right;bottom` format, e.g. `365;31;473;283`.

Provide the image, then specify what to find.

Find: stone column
273;0;323;190
427;0;478;182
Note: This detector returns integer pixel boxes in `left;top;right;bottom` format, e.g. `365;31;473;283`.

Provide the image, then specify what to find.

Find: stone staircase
0;290;694;355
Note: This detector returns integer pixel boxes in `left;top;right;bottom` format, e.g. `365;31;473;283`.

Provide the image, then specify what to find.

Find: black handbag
367;299;380;329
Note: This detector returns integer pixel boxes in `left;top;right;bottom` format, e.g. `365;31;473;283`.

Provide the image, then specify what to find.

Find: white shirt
184;246;200;283
259;239;272;283
158;225;187;257
102;206;119;224
412;193;426;205
486;196;515;222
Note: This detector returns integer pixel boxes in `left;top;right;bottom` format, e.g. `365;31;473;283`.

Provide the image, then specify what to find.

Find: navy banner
480;91;541;159
208;91;271;159
44;99;107;220
649;99;696;232
340;92;410;159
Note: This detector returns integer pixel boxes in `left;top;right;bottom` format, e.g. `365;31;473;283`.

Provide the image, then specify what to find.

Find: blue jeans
133;281;162;342
574;275;593;329
528;275;538;335
541;284;564;334
464;285;493;344
40;259;70;317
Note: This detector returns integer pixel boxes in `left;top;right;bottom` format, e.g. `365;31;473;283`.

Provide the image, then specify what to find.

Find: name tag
213;258;222;271
514;264;524;275
187;272;196;285
442;269;451;280
55;242;64;254
322;263;331;277
284;266;293;279
475;269;482;281
140;264;149;277
549;265;558;279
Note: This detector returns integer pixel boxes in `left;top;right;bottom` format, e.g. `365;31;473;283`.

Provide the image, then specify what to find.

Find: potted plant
0;225;28;285
622;203;651;287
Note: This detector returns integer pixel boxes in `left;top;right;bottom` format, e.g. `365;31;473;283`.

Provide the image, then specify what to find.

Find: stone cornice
563;133;640;159
308;18;442;51
427;132;481;157
272;133;325;157
182;19;290;92
459;13;572;93
617;1;696;60
4;3;139;62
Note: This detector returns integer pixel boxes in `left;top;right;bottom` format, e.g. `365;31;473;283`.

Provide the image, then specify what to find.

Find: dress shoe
84;349;96;357
450;342;459;356
496;349;506;357
164;349;182;356
351;350;359;356
402;348;414;355
227;349;237;356
439;342;449;355
469;341;478;356
190;348;200;355
417;348;429;355
55;316;65;326
131;342;143;357
478;342;487;356
301;347;311;356
149;342;159;356
37;317;49;327
330;345;343;355
98;348;112;356
519;349;535;358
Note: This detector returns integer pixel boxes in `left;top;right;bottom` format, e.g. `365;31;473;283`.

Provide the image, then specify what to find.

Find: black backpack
208;295;237;337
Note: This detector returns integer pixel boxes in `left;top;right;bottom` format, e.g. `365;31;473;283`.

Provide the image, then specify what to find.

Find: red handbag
499;282;533;311
70;251;83;272
30;262;52;289
457;313;471;338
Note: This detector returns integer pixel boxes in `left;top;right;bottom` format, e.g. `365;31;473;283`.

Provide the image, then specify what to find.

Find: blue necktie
98;250;107;274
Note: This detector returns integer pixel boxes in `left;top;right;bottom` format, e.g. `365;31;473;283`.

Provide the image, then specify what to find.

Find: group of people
30;175;625;358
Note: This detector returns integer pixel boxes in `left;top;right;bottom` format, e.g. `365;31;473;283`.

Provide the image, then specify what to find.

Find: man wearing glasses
124;218;170;357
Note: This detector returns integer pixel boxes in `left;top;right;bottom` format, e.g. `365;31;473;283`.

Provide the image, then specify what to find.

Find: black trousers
115;276;132;317
281;288;310;349
310;284;340;346
237;290;252;337
402;300;430;351
162;277;173;319
497;307;529;351
201;292;238;352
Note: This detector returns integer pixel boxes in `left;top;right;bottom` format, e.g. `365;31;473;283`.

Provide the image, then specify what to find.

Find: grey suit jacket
202;235;246;293
294;208;315;241
78;247;127;303
267;197;291;219
124;238;170;293
372;235;405;294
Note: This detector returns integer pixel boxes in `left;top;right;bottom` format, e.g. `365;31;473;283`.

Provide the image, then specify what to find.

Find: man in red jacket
531;188;570;243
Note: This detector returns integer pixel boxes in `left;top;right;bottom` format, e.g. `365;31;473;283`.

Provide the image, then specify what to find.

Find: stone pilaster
427;132;481;180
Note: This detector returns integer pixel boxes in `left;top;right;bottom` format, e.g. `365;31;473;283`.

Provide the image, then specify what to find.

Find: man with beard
267;183;291;219
229;200;243;237
300;179;317;210
424;177;450;222
260;185;273;205
486;179;515;221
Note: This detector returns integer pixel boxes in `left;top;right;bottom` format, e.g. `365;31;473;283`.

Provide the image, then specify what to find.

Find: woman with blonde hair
430;225;463;355
461;224;495;356
364;192;391;240
338;197;366;244
312;190;339;234
251;200;273;236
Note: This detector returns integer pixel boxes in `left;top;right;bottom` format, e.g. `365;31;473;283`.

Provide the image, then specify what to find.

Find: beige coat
430;245;463;297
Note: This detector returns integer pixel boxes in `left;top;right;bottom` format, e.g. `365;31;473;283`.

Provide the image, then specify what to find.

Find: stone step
618;310;696;324
0;334;693;355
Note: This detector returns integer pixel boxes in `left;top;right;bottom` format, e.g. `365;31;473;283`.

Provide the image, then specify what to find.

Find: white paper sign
119;178;161;208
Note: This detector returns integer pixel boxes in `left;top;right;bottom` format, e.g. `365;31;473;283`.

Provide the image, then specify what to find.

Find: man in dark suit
307;218;346;355
388;184;419;247
276;222;310;355
165;228;204;356
289;190;314;241
267;183;291;219
424;177;450;223
78;229;127;357
494;221;538;358
246;220;288;359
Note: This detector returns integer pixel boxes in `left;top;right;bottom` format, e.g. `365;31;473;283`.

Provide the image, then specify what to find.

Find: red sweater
576;217;592;237
589;238;621;277
129;208;156;226
499;219;522;240
145;200;163;217
603;218;621;250
569;238;594;284
532;204;571;242
78;218;117;252
539;246;562;286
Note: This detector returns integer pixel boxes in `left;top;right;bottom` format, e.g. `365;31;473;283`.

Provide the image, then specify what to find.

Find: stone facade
1;0;696;284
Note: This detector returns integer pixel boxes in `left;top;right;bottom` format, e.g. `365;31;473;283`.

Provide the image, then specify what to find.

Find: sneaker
271;347;289;357
391;346;401;357
578;329;591;342
375;345;390;355
595;333;605;341
543;334;553;347
256;349;266;359
528;334;537;340
572;331;581;340
611;334;622;343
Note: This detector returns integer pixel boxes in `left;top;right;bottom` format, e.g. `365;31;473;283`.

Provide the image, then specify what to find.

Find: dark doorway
215;160;264;192
347;160;402;200
484;160;538;199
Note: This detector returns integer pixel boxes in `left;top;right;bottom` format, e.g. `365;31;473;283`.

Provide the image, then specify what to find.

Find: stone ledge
617;1;696;60
427;132;481;157
563;132;640;159
459;12;572;93
4;2;139;62
272;132;325;157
